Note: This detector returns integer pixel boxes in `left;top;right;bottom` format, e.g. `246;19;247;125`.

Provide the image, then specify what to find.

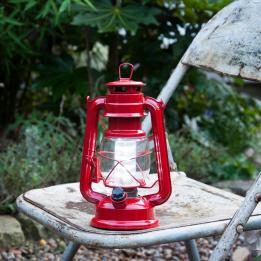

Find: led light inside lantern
99;137;151;188
80;63;172;230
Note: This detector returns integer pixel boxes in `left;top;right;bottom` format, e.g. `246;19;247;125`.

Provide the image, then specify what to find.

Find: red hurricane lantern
80;63;172;230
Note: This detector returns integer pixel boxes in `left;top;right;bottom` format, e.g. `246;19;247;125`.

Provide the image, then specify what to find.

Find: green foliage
0;112;84;213
0;5;32;72
171;70;261;153
170;126;259;182
9;0;95;25
254;255;261;261
175;0;231;23
201;94;260;154
32;54;90;100
1;0;230;127
1;0;260;216
211;154;258;181
72;1;160;32
169;130;224;181
168;70;261;181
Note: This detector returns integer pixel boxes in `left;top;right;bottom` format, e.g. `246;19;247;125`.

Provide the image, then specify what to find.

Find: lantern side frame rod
143;97;172;206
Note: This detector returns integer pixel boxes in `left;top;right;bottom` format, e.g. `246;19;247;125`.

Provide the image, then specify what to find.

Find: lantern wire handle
119;63;134;80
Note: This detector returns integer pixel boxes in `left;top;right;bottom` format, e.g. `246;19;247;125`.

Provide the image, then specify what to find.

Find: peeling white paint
182;0;261;82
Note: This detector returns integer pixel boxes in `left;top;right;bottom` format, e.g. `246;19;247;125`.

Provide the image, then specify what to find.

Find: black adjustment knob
111;188;126;201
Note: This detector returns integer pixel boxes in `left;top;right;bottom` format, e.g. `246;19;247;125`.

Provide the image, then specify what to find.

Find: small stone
146;249;156;255
0;235;247;260
200;248;208;255
17;213;49;240
154;249;161;257
11;248;22;257
163;248;172;259
232;247;250;261
202;239;209;246
0;215;25;248
179;246;186;253
153;258;165;261
39;239;47;247
79;245;86;250
58;240;66;251
48;238;57;248
179;254;186;259
1;252;9;260
45;253;55;260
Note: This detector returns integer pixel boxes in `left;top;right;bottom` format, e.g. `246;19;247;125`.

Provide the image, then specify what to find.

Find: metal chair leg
61;241;80;261
185;239;200;261
210;171;261;261
166;133;177;171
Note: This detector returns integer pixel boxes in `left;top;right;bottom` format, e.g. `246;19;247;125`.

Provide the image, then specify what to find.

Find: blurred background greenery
0;0;261;213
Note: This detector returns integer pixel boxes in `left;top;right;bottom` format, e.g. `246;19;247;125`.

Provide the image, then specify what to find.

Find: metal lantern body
80;63;171;230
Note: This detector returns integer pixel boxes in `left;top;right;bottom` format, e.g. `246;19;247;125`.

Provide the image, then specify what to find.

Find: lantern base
91;196;159;230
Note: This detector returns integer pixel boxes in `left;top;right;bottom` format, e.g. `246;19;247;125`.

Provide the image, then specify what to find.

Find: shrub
169;129;224;182
169;127;259;183
0;112;83;213
167;70;261;182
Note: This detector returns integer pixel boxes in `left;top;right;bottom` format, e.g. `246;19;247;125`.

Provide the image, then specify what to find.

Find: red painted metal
80;63;171;230
106;63;144;88
91;197;159;230
80;97;106;204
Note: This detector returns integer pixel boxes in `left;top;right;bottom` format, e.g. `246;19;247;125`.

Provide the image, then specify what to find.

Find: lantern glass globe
98;137;151;188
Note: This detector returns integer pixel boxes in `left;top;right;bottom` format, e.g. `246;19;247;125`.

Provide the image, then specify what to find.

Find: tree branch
84;26;94;97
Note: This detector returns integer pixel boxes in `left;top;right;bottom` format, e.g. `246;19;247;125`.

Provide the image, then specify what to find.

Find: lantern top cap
106;63;145;87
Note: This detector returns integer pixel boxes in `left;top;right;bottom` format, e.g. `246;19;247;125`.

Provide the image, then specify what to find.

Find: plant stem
84;26;94;98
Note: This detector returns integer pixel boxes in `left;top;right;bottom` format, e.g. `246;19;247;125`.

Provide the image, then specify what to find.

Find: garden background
0;0;261;219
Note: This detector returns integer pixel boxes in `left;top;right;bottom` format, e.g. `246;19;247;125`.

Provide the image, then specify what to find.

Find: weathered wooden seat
16;172;261;260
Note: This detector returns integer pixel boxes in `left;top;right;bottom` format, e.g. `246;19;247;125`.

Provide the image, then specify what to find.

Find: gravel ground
0;236;246;261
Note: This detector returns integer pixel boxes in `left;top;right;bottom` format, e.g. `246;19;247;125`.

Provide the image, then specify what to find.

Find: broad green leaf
7;30;31;52
8;0;28;3
59;0;71;13
72;2;160;33
24;0;37;11
37;0;52;18
0;17;22;26
32;55;93;100
74;0;96;11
